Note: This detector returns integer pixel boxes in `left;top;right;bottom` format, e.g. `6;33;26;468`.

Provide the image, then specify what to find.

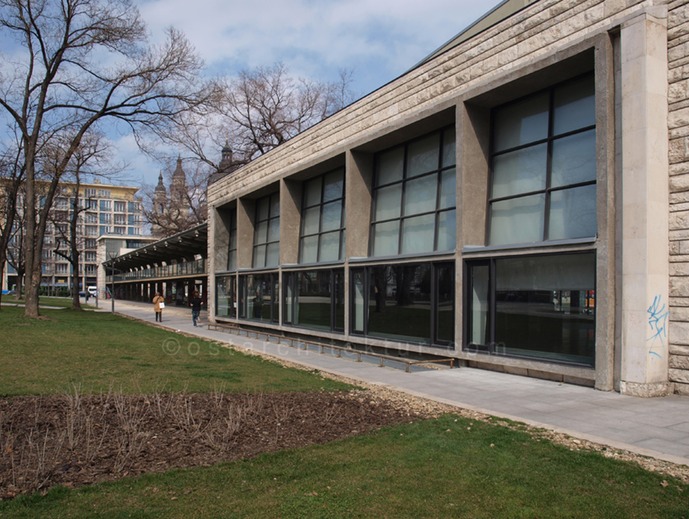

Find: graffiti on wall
647;294;668;359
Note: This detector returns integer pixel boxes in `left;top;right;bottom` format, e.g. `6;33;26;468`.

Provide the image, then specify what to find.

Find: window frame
252;193;280;269
369;126;456;258
464;251;596;367
350;261;455;348
487;73;596;246
298;168;346;264
283;268;345;333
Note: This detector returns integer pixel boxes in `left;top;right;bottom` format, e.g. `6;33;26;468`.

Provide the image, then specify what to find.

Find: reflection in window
283;269;344;332
351;262;454;347
489;74;596;245
371;126;456;257
216;275;236;318
299;169;345;263
239;273;278;323
466;253;596;366
253;193;280;268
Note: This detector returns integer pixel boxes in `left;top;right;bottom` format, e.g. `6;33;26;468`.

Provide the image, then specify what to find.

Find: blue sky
117;0;503;187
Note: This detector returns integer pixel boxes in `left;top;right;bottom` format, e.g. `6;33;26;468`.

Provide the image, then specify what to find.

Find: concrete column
619;9;670;396
458;103;490;249
208;204;233;322
237;198;255;269
280;179;302;265
594;34;617;391
345;150;373;258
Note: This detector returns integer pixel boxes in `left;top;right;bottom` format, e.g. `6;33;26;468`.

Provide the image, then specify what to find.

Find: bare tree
50;133;110;309
5;184;27;301
150;62;356;176
222;63;355;160
0;0;213;317
0;138;25;308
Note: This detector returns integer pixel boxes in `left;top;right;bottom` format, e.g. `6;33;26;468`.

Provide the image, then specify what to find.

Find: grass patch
0;295;94;310
0;306;350;396
1;415;687;518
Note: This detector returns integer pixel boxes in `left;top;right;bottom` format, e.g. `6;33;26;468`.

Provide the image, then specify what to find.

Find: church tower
151;172;167;237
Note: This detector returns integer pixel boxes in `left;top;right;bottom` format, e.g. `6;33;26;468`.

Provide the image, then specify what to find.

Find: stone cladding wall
668;0;689;394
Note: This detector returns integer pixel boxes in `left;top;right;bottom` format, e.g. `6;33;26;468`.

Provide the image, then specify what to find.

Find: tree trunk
23;148;40;318
69;194;81;310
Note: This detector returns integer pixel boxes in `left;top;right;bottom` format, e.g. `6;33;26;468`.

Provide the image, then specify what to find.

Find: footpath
108;300;689;469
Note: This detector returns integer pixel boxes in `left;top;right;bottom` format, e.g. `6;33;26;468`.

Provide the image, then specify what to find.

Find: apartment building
2;181;144;295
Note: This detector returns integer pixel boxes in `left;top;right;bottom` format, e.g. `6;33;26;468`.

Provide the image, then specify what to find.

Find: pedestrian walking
153;292;165;322
190;291;203;326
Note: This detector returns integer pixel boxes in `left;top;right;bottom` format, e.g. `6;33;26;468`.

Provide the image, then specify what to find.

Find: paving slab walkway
106;299;689;468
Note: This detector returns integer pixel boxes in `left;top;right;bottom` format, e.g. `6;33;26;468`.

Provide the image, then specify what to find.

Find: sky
115;0;504;187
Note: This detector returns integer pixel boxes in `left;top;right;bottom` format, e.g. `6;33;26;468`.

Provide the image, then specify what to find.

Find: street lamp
108;251;117;313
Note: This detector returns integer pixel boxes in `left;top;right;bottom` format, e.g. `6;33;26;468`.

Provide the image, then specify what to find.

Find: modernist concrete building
207;0;689;396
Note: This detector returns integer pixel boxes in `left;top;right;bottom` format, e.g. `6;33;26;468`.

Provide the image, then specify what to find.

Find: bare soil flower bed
0;389;435;500
3;383;688;501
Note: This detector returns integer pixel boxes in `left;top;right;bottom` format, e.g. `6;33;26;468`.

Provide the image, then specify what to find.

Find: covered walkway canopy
103;222;208;306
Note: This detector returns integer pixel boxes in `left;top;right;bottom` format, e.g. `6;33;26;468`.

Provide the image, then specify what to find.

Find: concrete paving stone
633;438;689;459
627;411;689;428
669;421;689;434
539;417;604;434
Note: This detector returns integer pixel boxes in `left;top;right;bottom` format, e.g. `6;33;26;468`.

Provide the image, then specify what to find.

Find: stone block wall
669;0;689;394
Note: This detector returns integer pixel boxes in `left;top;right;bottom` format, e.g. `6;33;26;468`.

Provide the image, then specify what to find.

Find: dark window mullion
434;170;442;252
339;197;345;260
549;179;597;193
489;259;496;352
430;264;438;344
317;176;325;262
329;269;336;332
397;146;409;255
543;89;556;241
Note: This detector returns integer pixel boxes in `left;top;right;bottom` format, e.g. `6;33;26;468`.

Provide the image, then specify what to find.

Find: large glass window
351;262;454;347
283;269;344;333
216;275;237;318
253;193;280;268
239;273;278;323
300;169;345;263
370;127;456;257
489;74;596;246
466;252;596;366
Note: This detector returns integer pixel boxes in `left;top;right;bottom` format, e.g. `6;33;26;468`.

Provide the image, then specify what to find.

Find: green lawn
0;306;349;395
1;305;688;518
1;415;687;518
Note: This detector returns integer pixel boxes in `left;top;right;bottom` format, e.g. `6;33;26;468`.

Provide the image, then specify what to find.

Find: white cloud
112;0;501;185
137;0;499;94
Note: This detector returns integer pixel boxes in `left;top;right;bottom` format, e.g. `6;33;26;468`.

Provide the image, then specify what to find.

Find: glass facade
253;193;280;269
283;269;345;332
351;262;454;347
370;126;456;257
466;253;596;366
209;71;601;381
216;275;237;318
299;169;345;263
239;273;278;323
489;74;596;246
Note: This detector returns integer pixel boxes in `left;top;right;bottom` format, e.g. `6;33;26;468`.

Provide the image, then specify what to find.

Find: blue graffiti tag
647;294;669;358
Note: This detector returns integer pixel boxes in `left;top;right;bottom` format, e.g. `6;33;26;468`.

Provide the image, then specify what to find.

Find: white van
87;286;98;297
